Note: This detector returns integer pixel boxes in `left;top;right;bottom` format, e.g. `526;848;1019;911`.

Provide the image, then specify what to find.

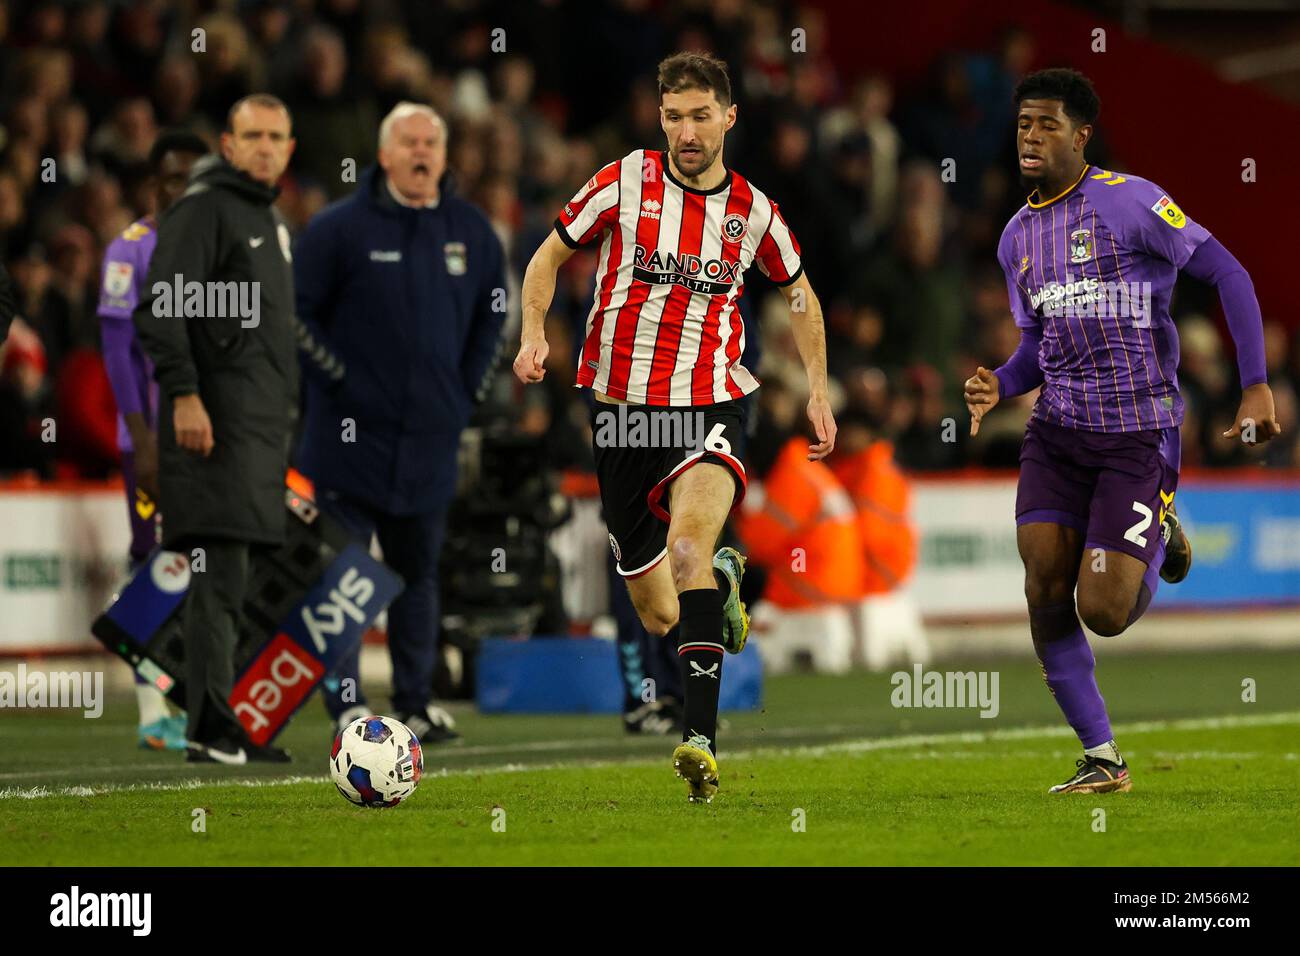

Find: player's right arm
967;225;1044;436
98;235;159;497
513;229;574;384
514;159;620;385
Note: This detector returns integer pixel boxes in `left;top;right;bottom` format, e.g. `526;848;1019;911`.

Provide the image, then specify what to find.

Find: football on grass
330;715;424;808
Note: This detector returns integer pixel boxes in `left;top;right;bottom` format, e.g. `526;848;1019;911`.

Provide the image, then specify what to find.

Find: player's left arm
1181;237;1280;444
780;271;836;461
1128;184;1279;445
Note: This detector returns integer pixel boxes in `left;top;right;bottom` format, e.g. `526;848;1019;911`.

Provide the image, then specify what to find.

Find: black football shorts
590;398;748;578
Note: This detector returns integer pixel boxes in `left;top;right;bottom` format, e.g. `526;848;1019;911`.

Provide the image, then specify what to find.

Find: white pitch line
893;750;1297;761
0;774;333;800
0;724;851;782
778;710;1300;760
0;760;186;782
3;710;1297;801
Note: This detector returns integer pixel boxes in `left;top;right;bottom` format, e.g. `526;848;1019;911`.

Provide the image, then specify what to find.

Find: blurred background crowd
2;0;1298;486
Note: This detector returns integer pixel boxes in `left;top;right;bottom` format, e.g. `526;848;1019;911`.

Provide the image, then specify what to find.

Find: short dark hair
1014;68;1100;127
657;52;732;107
148;129;209;171
225;93;292;132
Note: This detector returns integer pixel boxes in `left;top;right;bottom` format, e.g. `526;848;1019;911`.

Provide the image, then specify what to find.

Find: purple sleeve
993;227;1045;398
994;327;1045;399
98;239;145;417
97;242;141;319
100;312;145;418
1182;236;1268;388
1125;181;1210;269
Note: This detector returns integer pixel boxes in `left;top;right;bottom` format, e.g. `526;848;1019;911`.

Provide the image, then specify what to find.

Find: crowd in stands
2;0;1296;499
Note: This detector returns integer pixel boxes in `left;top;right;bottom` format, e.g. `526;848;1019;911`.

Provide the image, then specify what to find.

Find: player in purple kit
98;130;209;751
963;69;1281;793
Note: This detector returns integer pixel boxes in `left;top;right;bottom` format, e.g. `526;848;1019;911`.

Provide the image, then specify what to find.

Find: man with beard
514;52;836;803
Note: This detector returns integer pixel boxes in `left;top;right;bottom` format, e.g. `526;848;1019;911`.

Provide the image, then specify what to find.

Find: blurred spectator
288;25;378;199
192;13;257;129
895;364;965;470
50;99;91;189
734;380;868;673
245;0;302;97
0;317;51;476
829;380;931;671
900;53;1002;210
53;344;117;478
67;0;123;119
152;54;205;131
828;386;918;596
89;97;158;174
850;162;964;385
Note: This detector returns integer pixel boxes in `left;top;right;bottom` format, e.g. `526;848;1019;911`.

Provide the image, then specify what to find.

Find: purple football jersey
997;166;1210;433
97;219;160;454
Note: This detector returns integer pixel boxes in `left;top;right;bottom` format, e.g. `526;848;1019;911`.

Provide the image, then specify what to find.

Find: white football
330;715;424;808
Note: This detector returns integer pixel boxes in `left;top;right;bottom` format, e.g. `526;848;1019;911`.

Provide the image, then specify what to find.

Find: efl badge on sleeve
1069;229;1093;264
104;261;134;298
444;241;468;276
1150;195;1186;229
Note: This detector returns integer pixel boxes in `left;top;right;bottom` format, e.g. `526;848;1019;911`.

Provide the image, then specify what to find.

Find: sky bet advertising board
92;488;403;745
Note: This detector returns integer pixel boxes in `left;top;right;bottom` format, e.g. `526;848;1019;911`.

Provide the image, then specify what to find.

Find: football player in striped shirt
964;69;1280;794
514;52;835;802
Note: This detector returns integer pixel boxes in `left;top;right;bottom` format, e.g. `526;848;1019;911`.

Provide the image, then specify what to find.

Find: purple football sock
1030;602;1113;748
1125;557;1163;629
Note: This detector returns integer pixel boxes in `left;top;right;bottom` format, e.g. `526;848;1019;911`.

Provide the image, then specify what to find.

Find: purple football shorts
1016;417;1180;569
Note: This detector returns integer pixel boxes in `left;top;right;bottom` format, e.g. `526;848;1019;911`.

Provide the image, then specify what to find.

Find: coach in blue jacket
294;102;507;744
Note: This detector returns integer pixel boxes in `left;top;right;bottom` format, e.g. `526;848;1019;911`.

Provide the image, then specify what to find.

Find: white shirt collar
386;177;440;209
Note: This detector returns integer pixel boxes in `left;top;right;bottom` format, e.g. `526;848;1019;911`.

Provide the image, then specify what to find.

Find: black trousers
177;536;251;744
317;490;449;718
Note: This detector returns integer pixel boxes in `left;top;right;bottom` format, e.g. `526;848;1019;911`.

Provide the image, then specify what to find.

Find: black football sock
676;587;725;753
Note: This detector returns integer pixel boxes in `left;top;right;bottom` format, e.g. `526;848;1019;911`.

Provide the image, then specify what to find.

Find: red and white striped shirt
555;149;802;406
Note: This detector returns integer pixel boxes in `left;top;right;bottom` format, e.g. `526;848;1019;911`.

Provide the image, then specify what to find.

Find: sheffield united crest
721;213;748;243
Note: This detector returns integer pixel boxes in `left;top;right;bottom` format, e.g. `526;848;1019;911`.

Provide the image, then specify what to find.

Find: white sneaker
400;704;460;743
335;705;372;735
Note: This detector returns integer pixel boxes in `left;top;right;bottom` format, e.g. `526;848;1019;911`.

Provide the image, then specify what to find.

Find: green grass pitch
2;648;1297;866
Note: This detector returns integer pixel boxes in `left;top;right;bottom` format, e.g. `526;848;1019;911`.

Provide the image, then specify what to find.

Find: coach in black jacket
133;94;299;765
293;102;507;743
